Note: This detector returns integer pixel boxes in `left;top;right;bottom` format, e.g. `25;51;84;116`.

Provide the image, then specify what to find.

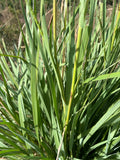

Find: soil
0;6;24;50
0;1;118;51
0;2;52;51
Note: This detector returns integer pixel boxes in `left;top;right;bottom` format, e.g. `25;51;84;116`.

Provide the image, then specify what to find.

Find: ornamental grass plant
0;0;120;159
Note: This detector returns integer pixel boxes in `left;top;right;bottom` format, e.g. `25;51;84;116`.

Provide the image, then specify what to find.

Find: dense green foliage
0;0;120;159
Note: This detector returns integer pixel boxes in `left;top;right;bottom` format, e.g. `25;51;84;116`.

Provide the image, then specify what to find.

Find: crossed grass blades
0;0;120;159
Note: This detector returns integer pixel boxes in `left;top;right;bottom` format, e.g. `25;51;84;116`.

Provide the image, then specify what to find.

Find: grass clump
0;0;120;159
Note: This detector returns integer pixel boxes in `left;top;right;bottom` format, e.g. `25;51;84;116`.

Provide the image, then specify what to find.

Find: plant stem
53;0;57;60
65;26;82;129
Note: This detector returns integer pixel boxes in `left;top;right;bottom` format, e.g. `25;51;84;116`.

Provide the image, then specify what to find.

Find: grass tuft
0;0;120;159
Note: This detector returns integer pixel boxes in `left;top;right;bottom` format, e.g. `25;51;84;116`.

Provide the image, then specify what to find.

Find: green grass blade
83;99;120;145
84;72;120;84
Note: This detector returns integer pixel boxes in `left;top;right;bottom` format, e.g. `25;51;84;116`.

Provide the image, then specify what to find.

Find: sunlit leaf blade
84;72;120;84
83;99;120;145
